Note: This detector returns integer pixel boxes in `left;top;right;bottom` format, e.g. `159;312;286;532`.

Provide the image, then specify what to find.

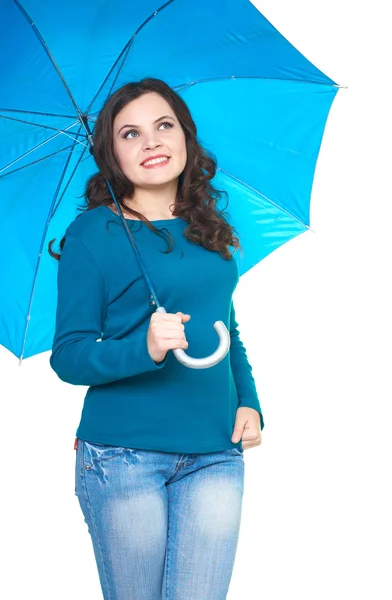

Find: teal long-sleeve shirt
49;205;264;453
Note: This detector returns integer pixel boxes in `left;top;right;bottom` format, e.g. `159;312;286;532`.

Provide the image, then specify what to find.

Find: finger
165;339;189;348
232;427;244;443
152;315;185;325
150;322;185;334
162;334;187;341
162;322;185;332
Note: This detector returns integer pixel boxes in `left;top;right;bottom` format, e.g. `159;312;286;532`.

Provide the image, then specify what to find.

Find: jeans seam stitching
165;500;172;599
82;441;114;600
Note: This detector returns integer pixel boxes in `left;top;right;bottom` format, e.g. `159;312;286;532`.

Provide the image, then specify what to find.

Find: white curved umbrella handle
155;306;231;369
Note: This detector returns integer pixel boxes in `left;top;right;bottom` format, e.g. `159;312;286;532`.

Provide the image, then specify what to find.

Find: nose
143;134;163;152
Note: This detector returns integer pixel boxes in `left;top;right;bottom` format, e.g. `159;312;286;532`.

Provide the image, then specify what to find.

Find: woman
49;77;264;600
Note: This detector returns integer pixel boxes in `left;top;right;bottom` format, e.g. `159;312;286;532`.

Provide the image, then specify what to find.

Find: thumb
231;418;245;443
177;312;191;321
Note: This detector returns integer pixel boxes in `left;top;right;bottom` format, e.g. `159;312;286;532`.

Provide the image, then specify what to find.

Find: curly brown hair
48;77;243;261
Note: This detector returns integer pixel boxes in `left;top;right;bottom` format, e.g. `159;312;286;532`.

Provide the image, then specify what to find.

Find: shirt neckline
101;205;185;227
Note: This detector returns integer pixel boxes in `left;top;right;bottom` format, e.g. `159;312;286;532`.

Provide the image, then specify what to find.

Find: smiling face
112;92;187;192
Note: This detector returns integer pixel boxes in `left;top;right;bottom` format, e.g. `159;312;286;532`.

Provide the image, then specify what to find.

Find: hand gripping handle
155;306;231;369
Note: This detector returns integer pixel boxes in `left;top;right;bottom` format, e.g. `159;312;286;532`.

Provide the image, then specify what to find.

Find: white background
1;1;391;598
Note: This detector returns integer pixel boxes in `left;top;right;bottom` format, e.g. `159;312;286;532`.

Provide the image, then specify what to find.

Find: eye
160;121;174;130
123;130;138;139
123;121;174;139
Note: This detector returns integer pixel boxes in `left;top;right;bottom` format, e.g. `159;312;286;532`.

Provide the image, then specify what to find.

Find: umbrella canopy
0;0;340;362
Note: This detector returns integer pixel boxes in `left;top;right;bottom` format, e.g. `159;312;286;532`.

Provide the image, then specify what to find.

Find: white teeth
142;156;169;166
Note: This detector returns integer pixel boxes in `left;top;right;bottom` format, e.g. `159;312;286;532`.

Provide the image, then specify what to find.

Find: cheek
117;145;138;172
180;150;187;170
176;135;187;164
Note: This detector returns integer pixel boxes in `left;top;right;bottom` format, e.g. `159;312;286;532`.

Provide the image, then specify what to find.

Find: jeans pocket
84;440;126;466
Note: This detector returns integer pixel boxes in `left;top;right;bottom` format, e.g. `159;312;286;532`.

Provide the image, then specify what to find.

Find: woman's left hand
231;407;263;450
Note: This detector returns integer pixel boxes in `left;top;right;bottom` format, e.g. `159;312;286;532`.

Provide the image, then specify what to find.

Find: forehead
114;92;175;125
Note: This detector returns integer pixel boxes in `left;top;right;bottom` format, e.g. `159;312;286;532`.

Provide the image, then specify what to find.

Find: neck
124;180;179;219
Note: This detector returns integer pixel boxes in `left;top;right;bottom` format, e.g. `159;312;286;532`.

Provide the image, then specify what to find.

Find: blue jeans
75;439;245;600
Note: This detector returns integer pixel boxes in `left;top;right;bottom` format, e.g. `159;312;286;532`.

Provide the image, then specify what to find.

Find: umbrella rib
87;1;344;113
0;121;87;177
86;0;176;113
19;135;90;364
13;1;92;139
0;114;84;139
217;166;314;233
173;75;343;91
97;45;133;113
0;142;81;180
0;108;77;119
49;132;90;221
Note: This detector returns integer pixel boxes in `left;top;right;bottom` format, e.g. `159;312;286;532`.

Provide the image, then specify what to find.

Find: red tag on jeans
74;437;78;450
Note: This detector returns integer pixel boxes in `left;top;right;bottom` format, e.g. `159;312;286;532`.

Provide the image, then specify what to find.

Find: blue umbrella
0;0;341;365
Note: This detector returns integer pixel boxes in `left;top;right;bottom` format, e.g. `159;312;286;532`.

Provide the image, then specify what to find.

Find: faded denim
75;439;245;600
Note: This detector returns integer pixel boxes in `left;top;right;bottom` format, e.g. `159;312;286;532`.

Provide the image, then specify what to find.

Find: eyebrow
118;115;175;135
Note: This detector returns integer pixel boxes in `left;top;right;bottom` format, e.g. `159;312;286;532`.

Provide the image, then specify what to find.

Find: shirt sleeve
229;299;264;431
49;233;168;386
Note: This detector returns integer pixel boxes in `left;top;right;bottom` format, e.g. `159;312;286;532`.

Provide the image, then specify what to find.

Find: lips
141;154;170;166
141;157;171;170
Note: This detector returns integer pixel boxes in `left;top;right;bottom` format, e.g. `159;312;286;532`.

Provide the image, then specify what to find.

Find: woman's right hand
147;311;191;363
